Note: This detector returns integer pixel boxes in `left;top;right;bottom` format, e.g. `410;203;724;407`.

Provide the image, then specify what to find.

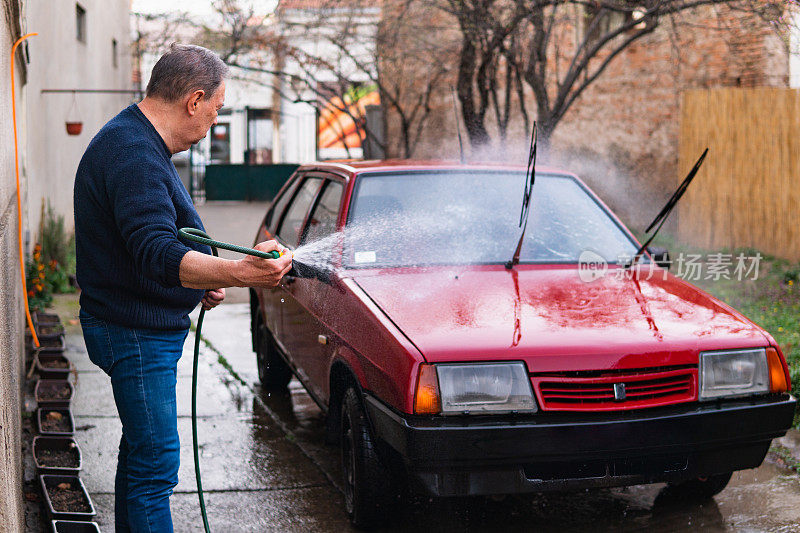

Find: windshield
343;171;639;268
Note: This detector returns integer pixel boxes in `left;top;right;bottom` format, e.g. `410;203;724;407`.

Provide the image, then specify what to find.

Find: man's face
190;81;226;145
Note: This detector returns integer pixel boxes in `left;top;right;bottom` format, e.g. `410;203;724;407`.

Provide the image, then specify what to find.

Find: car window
266;176;302;234
302;180;344;246
278;177;323;247
345;171;639;267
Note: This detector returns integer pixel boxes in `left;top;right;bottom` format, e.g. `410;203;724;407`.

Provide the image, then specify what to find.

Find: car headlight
700;348;770;400
414;362;537;415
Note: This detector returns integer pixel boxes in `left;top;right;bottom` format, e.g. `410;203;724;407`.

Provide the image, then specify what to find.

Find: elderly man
74;44;292;532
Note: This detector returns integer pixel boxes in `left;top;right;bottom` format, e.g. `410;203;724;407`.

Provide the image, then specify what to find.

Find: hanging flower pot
65;91;82;136
65;122;83;136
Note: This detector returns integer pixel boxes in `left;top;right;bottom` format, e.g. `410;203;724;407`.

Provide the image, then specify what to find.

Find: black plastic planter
27;335;66;361
33;436;82;475
35;380;74;408
51;521;101;533
36;353;72;380
36;408;75;436
36;334;67;355
39;475;96;522
28;322;66;339
33;311;62;326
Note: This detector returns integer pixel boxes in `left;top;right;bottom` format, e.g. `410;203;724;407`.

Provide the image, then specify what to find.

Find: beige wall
24;0;132;242
0;0;27;528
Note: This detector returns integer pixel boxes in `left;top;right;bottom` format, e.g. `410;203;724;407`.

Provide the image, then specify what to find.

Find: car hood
349;265;770;371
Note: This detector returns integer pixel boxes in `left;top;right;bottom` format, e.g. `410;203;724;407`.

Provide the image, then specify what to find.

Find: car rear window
302;180;344;246
278;177;323;247
344;171;639;267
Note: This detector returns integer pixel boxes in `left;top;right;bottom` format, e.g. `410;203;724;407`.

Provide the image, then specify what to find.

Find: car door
280;176;346;403
255;175;303;341
272;176;325;378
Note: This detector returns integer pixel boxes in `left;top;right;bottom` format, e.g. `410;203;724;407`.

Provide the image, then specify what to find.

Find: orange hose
11;33;39;348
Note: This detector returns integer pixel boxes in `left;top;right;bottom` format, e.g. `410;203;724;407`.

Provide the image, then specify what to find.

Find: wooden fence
678;88;800;260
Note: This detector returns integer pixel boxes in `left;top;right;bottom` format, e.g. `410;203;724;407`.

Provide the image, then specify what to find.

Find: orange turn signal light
414;364;441;415
766;347;789;393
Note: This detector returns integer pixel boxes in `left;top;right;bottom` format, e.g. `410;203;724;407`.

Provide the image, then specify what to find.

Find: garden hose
10;32;40;348
178;228;284;533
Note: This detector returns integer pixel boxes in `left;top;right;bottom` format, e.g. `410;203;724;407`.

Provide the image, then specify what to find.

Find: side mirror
646;246;671;269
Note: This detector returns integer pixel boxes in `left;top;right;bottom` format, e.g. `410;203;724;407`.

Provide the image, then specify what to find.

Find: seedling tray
51;521;101;533
33;437;82;475
35;380;74;408
36;408;75;436
39;475;95;522
36;354;72;380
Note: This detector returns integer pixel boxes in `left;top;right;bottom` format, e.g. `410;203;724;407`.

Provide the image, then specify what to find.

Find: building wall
0;0;27;528
791;13;800;88
387;5;790;232
24;0;132;240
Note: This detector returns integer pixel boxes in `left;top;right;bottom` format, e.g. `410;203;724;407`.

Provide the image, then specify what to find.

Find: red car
250;161;795;527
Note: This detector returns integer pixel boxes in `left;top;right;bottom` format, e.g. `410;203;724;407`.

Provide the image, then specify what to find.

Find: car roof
296;159;576;178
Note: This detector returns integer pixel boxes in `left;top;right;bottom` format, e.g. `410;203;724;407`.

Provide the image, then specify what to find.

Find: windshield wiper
626;148;708;269
505;123;537;270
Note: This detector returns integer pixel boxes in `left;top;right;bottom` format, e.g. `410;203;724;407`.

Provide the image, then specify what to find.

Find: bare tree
442;0;797;152
131;11;197;90
191;0;452;158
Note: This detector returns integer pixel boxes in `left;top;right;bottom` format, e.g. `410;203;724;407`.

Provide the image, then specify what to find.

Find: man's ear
186;90;205;116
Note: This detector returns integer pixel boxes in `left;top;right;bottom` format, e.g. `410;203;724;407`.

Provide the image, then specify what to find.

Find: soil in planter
34;312;61;323
37;324;65;336
36;447;80;469
39;337;64;349
41;359;69;369
45;481;92;513
38;385;71;401
41;412;71;433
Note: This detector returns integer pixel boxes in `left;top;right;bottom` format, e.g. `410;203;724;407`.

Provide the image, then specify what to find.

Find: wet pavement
54;301;800;532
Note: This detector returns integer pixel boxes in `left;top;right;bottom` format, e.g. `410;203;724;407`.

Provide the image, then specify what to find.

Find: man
74;44;292;532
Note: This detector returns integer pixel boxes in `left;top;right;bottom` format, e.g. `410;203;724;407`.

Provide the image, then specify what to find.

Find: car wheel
255;323;293;389
666;472;733;501
341;387;391;528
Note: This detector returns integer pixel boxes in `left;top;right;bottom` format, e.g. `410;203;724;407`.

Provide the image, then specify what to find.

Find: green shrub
39;203;76;293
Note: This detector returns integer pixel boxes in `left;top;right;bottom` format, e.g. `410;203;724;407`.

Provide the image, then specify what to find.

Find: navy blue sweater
74;104;210;330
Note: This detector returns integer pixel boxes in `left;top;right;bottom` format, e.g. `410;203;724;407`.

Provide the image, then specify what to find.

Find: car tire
666;472;733;501
255;323;293;390
341;387;392;529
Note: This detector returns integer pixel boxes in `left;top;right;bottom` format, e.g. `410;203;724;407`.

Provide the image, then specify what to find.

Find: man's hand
201;288;225;310
235;240;293;289
179;240;293;290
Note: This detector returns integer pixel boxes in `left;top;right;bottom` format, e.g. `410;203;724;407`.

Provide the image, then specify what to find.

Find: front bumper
365;394;796;497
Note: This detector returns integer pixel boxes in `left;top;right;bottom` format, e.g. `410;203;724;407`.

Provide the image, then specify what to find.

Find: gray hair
146;43;229;102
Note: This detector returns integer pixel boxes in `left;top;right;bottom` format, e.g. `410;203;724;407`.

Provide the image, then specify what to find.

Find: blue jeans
80;309;188;533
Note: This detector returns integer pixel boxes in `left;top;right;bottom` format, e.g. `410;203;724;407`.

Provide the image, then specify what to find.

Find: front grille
533;367;697;411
